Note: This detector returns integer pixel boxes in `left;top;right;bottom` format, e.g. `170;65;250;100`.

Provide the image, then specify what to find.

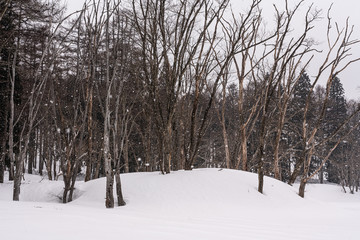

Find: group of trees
0;0;359;207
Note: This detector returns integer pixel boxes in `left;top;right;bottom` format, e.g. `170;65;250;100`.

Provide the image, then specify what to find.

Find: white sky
230;0;360;101
64;0;360;101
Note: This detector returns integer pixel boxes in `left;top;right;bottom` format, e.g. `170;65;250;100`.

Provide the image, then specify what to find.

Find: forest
0;0;359;208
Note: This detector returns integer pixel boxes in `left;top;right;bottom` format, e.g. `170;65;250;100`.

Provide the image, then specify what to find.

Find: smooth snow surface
1;168;359;240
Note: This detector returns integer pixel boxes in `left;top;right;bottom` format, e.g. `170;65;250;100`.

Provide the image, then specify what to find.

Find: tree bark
299;178;306;198
27;131;35;174
124;135;129;173
240;127;248;171
85;82;93;182
0;153;4;183
115;171;126;206
13;152;26;201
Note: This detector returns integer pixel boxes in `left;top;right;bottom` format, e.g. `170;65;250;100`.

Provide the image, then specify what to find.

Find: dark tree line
0;0;359;207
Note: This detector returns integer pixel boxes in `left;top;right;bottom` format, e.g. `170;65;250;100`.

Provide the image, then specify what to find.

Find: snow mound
72;168;302;210
0;168;359;240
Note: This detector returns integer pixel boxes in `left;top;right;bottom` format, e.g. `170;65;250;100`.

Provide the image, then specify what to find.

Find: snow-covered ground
1;168;359;240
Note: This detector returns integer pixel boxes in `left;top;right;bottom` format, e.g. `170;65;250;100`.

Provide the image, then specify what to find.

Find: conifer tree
325;76;348;183
286;72;313;184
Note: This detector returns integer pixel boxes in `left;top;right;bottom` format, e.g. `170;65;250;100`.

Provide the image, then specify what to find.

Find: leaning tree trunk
288;158;304;185
68;163;79;203
298;178;306;198
115;170;126;206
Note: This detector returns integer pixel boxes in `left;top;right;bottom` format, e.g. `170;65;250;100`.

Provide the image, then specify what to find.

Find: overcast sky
64;0;360;101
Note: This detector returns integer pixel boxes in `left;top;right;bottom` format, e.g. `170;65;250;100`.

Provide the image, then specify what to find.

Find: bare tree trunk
85;82;93;182
288;158;303;185
115;170;125;206
319;166;324;184
62;175;71;204
164;123;172;174
104;151;114;208
68;162;79;202
45;126;53;180
39;153;43;176
13;153;25;201
0;147;4;183
240;127;248;171
124;135;129;173
218;78;231;169
103;0;116;208
53;151;57;181
298;178;306;198
273;110;285;180
222;124;231;169
27;130;35;174
8;49;15;181
94;154;101;179
0;105;7;183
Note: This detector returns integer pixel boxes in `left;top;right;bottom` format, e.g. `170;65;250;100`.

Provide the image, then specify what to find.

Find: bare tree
132;0;233;172
220;1;276;171
10;2;83;201
297;8;360;197
248;0;318;193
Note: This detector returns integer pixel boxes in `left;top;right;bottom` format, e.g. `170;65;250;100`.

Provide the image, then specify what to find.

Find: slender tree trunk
45;131;52;180
0;153;4;183
8;56;15;181
28;131;35;174
68;164;79;202
103;84;114;207
298;147;312;197
319;166;324;184
0;125;6;183
104;153;114;208
222;128;231;169
85;83;93;182
273;111;285;180
37;129;43;173
115;170;125;206
164;123;172;174
94;154;101;179
240;127;248;171
53;152;57;180
257;105;268;194
124;135;129;173
13;158;22;200
39;153;43;176
0;101;7;183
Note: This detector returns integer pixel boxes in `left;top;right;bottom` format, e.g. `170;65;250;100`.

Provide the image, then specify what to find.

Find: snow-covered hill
0;168;359;240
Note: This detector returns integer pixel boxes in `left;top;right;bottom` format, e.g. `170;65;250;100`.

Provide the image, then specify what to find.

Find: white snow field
1;168;359;240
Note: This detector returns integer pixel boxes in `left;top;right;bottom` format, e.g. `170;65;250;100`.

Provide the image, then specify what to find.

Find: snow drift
0;168;359;240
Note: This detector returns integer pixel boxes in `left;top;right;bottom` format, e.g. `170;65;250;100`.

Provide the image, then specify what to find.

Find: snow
1;168;359;240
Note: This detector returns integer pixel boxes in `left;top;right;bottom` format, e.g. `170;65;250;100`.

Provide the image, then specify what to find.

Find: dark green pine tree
286;72;313;183
325;76;348;183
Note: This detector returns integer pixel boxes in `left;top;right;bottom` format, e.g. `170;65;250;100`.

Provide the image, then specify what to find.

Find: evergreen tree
325;76;348;183
286;72;313;183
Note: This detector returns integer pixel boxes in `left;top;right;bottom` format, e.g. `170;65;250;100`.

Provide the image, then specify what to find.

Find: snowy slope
0;168;359;240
